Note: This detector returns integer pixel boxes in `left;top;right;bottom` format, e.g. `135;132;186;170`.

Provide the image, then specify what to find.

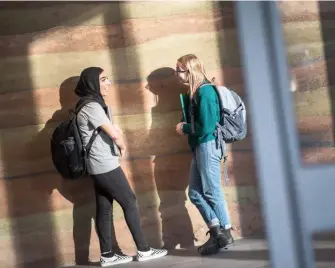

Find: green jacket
181;84;220;150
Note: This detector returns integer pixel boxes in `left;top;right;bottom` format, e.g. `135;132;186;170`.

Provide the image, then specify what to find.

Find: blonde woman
175;54;234;255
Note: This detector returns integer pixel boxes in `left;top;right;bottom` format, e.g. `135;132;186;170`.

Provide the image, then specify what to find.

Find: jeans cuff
207;218;220;228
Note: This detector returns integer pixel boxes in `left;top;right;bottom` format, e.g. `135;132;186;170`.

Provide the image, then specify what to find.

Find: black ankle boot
217;227;234;249
197;226;224;256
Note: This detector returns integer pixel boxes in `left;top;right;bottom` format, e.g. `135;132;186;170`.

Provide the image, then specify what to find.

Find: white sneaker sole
101;258;133;267
136;251;168;262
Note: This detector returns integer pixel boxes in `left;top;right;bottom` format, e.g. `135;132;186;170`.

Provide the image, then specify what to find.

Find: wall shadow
0;2;150;267
146;67;194;249
215;1;264;238
0;2;58;267
104;3;161;248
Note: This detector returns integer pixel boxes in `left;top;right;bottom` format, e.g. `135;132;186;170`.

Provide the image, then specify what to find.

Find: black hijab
75;67;107;109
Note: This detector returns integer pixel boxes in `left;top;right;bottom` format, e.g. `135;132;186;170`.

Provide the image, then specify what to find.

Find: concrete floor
63;237;335;268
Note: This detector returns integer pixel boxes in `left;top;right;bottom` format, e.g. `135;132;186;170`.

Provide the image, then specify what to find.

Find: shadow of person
146;67;194;249
26;76;122;265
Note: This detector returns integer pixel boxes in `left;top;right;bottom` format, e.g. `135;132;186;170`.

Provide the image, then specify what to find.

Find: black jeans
92;167;149;254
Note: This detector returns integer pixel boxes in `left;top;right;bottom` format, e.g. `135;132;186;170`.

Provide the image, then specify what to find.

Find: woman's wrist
179;123;185;133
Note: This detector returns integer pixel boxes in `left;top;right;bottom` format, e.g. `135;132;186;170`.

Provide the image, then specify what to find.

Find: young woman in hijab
75;67;167;267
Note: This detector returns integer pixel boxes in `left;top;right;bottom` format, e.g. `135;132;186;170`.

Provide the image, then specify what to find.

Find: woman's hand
176;122;186;136
100;123;126;153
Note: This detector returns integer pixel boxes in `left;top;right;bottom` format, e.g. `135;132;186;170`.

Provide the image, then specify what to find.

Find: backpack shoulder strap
190;83;219;134
85;128;101;155
193;83;217;106
75;98;95;114
210;84;224;111
74;98;102;155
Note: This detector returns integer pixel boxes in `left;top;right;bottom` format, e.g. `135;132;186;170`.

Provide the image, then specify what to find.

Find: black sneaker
197;226;223;256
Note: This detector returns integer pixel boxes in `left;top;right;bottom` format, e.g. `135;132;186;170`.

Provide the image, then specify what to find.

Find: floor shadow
146;67;194;249
62;247;335;268
168;248;269;261
27;77;122;265
169;240;335;263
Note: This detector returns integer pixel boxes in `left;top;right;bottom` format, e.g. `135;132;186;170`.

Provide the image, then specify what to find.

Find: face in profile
99;71;111;97
176;62;188;85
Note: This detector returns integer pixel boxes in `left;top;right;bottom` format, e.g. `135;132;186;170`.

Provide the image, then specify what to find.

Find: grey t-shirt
77;102;119;175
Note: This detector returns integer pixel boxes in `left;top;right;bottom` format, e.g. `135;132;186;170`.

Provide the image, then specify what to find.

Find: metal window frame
235;1;335;268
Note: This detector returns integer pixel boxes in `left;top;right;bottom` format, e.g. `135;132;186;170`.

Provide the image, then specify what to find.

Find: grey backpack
213;85;247;143
193;84;247;184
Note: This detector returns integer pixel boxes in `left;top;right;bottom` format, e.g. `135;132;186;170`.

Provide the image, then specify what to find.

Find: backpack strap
74;98;102;156
191;83;218;133
214;123;229;185
85;129;100;156
190;83;209;134
75;98;94;114
223;157;229;186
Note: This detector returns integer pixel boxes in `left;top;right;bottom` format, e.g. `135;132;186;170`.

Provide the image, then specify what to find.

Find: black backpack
50;99;101;180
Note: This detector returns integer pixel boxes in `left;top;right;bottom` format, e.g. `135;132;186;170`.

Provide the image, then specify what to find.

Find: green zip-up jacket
182;84;220;150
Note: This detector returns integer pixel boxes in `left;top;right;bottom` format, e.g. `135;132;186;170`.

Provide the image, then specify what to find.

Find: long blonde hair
177;54;213;97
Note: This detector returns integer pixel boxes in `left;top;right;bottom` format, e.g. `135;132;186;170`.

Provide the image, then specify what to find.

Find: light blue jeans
188;139;231;229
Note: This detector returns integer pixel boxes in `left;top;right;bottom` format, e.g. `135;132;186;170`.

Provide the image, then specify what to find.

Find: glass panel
279;1;335;165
